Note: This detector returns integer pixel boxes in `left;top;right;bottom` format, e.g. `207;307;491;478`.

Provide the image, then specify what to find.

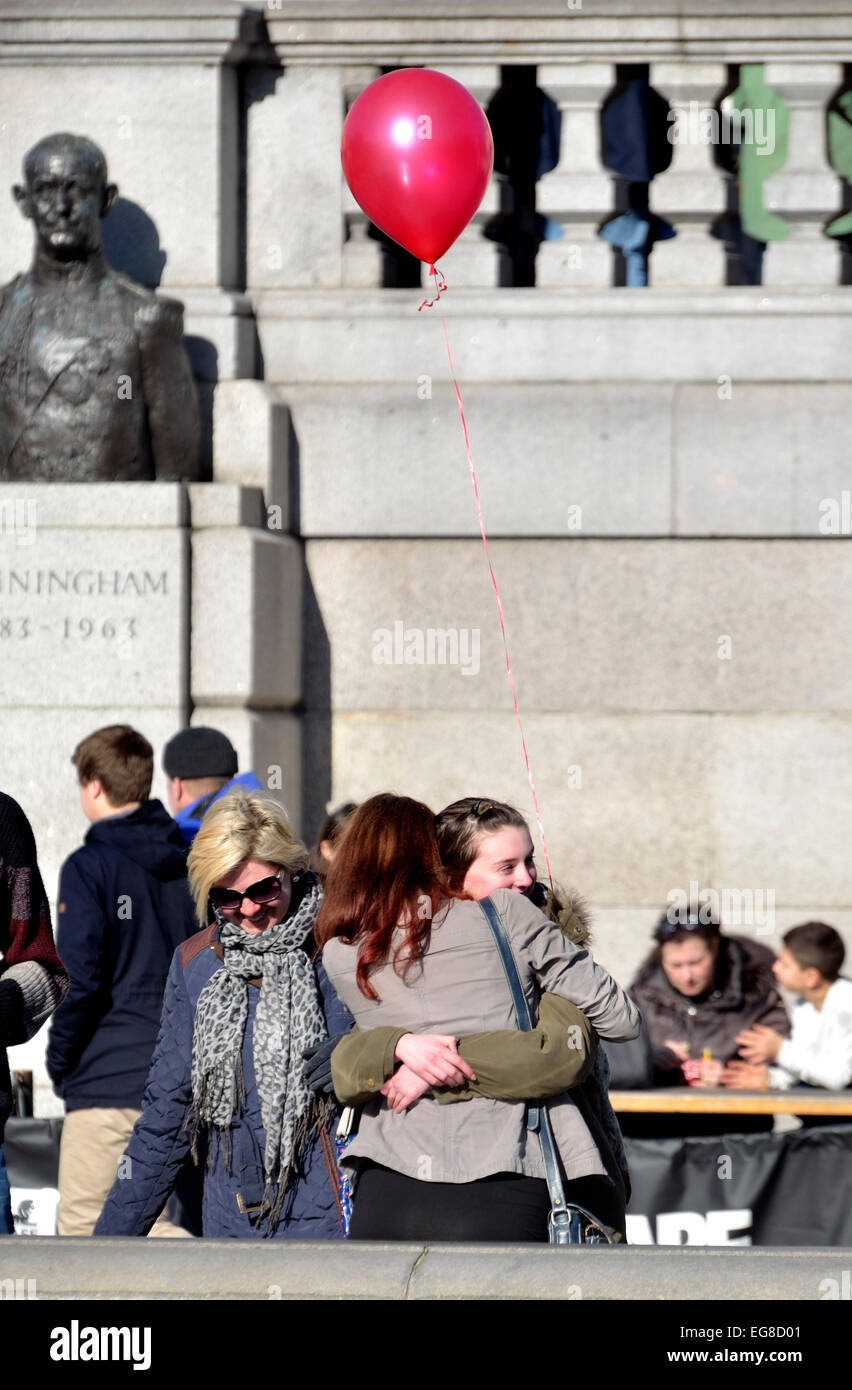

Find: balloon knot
418;263;448;311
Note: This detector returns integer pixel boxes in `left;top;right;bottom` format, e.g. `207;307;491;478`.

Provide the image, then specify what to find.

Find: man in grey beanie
162;727;262;846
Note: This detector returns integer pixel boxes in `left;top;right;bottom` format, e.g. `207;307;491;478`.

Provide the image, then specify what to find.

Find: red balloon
341;69;494;266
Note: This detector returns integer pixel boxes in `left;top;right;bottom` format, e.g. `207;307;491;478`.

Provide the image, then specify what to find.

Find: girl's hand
692;1057;724;1088
381;1065;431;1113
394;1033;477;1087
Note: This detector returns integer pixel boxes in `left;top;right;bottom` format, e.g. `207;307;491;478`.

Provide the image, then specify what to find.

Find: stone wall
2;0;852;1041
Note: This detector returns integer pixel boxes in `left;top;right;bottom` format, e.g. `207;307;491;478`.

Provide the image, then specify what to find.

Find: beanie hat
163;727;238;780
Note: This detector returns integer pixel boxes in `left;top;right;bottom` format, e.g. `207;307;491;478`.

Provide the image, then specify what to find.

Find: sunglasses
655;916;718;941
209;872;284;913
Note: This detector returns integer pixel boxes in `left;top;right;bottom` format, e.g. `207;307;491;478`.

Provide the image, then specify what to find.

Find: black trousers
348;1161;625;1242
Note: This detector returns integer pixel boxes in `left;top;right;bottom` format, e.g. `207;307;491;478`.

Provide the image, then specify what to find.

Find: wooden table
610;1087;852;1116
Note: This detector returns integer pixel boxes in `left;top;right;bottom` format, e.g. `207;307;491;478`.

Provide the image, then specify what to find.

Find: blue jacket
46;800;198;1109
94;916;351;1238
174;772;264;846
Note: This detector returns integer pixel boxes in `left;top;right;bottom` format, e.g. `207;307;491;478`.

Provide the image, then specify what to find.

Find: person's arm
45;854;108;1090
752;988;792;1039
502;891;641;1042
720;1060;769;1090
766;1060;797;1090
301;957;357;1095
773;1026;852;1092
330;994;596;1107
0;795;68;1048
315;956;354;1041
602;1015;655;1090
94;950;195;1236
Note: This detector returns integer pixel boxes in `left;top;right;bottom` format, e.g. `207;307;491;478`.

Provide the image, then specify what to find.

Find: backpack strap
180;924;220;969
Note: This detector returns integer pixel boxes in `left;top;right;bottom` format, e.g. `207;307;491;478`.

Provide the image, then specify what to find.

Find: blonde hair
187;790;310;924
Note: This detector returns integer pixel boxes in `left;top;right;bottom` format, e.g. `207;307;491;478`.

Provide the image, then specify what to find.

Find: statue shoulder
0;272;31;318
113;273;185;343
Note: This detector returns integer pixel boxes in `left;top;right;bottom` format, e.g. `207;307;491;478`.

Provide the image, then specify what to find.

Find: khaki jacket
331;992;597;1106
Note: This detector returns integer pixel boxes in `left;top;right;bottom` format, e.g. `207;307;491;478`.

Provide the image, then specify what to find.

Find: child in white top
723;922;852;1091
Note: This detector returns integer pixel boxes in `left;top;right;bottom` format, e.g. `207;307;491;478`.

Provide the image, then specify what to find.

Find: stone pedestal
248;63;356;290
0;480;303;880
188;483;304;826
1;478;302;1114
0;482;189;905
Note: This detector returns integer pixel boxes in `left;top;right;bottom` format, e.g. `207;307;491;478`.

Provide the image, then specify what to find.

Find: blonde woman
95;791;350;1238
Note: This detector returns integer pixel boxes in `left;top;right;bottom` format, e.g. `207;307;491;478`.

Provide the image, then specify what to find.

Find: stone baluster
424;65;501;287
535;63;616;288
649;63;729;286
762;63;844;286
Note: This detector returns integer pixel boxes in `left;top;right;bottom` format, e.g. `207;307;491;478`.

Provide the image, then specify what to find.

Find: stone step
244;381;852;538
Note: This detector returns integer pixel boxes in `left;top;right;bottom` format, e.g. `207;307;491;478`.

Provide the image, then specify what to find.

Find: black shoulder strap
478;896;570;1224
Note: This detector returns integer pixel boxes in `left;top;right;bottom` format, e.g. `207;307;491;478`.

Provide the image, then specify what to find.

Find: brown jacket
630;933;790;1081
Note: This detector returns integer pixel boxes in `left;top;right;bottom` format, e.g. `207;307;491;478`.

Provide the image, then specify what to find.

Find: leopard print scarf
190;873;328;1229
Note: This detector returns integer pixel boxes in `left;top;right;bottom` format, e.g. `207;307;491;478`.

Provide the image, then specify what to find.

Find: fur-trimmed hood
532;882;592;948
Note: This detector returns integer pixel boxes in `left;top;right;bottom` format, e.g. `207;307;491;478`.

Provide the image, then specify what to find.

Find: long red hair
315;793;454;1000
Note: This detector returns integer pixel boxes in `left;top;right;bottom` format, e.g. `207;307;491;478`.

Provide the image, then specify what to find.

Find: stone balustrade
3;3;851;294
256;1;852;291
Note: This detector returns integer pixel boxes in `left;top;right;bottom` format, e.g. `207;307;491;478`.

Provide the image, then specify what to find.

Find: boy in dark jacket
46;725;199;1235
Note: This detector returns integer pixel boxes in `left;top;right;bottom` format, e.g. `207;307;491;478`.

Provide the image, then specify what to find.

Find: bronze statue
0;133;200;481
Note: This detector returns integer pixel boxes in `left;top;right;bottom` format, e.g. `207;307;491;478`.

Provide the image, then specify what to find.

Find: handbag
478;897;616;1246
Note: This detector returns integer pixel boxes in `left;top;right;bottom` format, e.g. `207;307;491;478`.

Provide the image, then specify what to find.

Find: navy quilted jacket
94;924;351;1239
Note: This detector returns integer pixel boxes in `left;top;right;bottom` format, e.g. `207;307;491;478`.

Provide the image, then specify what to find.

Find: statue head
13;133;117;262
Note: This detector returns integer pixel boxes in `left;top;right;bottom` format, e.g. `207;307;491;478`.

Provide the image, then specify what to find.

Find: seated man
723;921;852;1092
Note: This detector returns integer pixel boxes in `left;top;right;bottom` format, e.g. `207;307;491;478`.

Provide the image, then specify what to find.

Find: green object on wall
729;64;790;243
826;88;852;238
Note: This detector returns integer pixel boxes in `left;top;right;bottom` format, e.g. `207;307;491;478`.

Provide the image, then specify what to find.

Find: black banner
625;1123;852;1246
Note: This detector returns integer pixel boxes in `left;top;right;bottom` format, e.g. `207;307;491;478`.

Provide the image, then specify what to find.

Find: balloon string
418;262;448;311
439;316;554;889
